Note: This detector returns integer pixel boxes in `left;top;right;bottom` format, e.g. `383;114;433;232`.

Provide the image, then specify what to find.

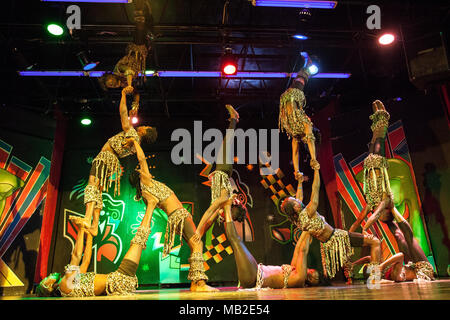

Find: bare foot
225;104;239;122
86;225;98;237
190;280;219;292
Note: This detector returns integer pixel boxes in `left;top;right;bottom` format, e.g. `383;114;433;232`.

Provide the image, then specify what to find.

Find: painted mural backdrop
333;120;435;273
0;136;51;293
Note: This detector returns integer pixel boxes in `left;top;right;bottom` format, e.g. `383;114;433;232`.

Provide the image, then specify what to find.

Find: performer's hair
231;202;247;223
129;170;145;204
305;268;320;286
280;197;305;223
139;126;158;145
35;273;62;297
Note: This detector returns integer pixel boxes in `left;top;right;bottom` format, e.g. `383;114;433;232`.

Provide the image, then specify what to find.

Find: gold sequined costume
295;208;354;279
320;229;354;279
281;264;294;288
105;271;138;296
363;153;393;210
187;252;209;282
209;170;233;204
278;88;315;144
89;127;140;197
410;260;435;281
362;109;393;210
112;43;148;87
140;179;174;207
60;272;96;298
163;207;191;257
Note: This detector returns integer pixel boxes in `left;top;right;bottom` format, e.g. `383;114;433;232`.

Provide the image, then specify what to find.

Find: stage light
223;64;237;75
221;48;238;76
47;23;64;36
131;116;139;124
308;64;319;75
378;33;395;45
77;51;99;71
293;34;309;40
252;0;337;9
81;117;92;126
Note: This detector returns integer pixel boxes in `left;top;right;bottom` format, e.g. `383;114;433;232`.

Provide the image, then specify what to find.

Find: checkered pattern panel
260;167;295;204
202;233;233;271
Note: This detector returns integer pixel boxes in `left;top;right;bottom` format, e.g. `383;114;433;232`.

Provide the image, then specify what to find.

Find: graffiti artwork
0;138;50;288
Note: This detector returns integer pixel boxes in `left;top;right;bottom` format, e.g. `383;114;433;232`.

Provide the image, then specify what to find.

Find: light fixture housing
221;48;238;76
251;0;337;9
77;51;99;71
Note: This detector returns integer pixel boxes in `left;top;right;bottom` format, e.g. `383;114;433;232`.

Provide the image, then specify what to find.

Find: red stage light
378;33;395;45
223;63;237;75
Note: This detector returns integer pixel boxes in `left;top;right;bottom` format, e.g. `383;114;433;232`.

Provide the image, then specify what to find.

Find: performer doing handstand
194;104;247;240
70;86;157;237
279;53;318;180
128;139;224;291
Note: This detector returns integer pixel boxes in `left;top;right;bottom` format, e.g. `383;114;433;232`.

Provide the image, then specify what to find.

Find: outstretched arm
295;172;304;202
306;163;320;218
290;231;312;284
292;138;300;179
133;139;150;175
120;86;134;132
349;205;370;232
362;197;390;232
79;231;93;273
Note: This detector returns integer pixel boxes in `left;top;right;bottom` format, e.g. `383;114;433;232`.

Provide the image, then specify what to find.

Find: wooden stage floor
2;279;450;300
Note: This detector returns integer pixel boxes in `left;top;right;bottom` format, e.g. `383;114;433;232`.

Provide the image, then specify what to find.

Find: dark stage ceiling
1;0;449;120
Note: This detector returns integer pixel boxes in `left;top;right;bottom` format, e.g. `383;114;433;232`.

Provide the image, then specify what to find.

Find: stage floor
2;279;450;300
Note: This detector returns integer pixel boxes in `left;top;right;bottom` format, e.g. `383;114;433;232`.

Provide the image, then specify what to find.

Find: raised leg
223;200;258;288
122;199;157;264
349;205;370;233
362;234;381;264
181;216;218;292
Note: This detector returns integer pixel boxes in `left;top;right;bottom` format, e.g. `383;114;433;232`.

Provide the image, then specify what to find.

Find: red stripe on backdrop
440;83;450;128
312;99;342;228
0;180;48;257
34;109;67;283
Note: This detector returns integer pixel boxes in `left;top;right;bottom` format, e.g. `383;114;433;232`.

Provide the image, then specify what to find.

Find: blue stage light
252;0;337;9
293;34;309;40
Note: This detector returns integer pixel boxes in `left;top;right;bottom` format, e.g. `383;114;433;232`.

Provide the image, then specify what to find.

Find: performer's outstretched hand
294;171;305;182
129;107;138;118
122;85;134;95
310;159;320;171
225;104;239;122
